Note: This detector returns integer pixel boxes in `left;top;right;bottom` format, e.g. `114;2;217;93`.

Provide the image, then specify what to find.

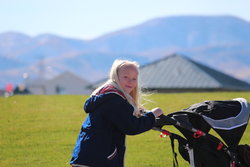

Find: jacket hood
84;84;126;113
84;93;126;113
84;94;110;113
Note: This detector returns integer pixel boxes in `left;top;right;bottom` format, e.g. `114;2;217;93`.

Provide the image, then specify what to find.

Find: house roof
47;71;90;85
139;54;250;91
26;71;92;94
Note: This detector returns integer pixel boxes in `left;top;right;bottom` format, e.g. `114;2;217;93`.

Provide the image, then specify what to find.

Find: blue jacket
70;89;156;167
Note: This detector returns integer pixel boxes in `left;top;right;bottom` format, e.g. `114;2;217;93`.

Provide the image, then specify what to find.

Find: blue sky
0;0;249;40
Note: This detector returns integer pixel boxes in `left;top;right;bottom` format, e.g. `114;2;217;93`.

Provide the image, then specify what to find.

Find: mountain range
0;15;250;89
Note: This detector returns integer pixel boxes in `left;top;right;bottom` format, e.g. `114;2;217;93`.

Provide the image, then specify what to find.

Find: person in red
70;59;163;167
5;83;14;97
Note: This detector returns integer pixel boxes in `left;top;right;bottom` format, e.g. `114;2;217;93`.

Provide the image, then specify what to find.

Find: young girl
70;59;163;167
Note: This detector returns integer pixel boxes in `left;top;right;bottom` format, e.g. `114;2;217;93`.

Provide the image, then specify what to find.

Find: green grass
0;92;250;167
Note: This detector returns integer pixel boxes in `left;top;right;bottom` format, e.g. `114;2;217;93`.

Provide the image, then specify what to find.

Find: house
139;54;250;92
27;71;92;95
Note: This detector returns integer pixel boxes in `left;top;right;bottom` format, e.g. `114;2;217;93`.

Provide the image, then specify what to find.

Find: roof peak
139;54;250;91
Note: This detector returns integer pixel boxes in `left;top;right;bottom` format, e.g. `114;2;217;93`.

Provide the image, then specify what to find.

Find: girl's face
118;64;138;94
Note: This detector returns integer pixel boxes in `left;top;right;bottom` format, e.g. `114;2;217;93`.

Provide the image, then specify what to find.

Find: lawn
0;92;250;167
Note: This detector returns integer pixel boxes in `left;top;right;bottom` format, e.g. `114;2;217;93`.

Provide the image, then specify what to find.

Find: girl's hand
151;107;163;117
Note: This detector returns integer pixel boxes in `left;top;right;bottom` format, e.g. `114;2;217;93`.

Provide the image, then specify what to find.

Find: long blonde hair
92;59;142;116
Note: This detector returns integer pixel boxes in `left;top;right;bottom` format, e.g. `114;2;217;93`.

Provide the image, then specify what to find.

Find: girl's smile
118;64;138;94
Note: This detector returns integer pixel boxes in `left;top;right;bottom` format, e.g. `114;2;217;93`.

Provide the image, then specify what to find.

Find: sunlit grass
0;92;249;167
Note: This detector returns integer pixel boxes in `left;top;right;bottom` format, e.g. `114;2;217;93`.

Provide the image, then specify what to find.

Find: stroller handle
157;114;178;125
155;115;205;137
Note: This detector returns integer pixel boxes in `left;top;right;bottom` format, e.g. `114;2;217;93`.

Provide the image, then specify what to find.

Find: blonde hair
92;59;142;116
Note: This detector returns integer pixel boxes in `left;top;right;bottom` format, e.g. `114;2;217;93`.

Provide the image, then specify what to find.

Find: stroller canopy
171;98;250;148
201;98;249;130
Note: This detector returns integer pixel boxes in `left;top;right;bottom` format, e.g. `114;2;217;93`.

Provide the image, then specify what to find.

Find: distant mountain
0;15;250;89
87;16;250;53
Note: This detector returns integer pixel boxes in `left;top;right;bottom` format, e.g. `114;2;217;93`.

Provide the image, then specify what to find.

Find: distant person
5;83;14;97
70;59;163;167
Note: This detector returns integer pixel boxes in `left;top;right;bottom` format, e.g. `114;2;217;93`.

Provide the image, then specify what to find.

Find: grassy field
0;92;250;167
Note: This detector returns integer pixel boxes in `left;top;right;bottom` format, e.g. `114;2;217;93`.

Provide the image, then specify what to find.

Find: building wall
45;72;91;95
26;72;92;95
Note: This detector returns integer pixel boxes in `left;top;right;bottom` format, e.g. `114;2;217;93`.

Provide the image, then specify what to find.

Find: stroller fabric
157;98;250;167
237;144;250;167
173;98;249;147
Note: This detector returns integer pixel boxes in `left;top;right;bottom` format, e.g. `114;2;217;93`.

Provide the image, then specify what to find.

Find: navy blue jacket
70;91;156;167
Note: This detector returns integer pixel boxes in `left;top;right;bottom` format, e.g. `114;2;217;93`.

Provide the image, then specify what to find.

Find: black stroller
154;98;250;167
